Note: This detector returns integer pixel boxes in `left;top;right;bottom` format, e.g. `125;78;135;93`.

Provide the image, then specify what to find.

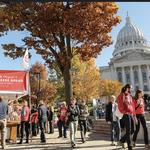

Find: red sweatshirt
59;107;68;121
21;106;30;122
134;98;145;115
117;93;135;115
31;111;38;123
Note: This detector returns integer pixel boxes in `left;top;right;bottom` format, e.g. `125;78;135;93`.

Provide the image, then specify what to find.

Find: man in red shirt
117;84;135;150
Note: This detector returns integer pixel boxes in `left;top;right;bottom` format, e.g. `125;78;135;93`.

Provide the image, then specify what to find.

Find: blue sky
0;2;150;70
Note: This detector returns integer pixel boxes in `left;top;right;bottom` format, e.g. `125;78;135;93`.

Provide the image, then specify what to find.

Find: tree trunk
63;65;73;104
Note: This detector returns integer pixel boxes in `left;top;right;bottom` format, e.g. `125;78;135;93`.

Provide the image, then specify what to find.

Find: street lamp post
36;72;41;107
30;72;41;107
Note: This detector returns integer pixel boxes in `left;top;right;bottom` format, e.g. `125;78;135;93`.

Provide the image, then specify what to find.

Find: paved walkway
4;130;147;150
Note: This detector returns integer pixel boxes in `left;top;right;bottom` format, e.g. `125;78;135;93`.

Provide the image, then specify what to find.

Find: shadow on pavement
87;132;109;141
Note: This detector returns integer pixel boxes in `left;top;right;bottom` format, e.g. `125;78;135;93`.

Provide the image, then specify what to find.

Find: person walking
31;105;38;136
57;102;68;138
117;84;136;150
132;89;150;149
7;100;14;121
18;100;30;144
78;100;89;143
38;100;48;143
106;95;121;146
68;98;79;148
47;106;54;134
0;96;8;149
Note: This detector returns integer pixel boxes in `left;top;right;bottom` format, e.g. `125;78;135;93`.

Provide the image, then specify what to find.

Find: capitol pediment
113;50;150;63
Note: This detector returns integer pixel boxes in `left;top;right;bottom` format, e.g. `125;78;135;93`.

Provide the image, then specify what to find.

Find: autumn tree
0;2;120;103
72;55;100;101
99;79;122;98
30;62;57;104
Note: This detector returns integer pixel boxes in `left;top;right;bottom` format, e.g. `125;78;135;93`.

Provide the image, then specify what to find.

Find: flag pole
23;48;32;143
28;70;33;143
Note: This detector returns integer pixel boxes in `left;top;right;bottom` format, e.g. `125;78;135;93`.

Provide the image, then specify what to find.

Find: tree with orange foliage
0;2;120;103
30;62;57;104
99;79;122;98
72;55;100;101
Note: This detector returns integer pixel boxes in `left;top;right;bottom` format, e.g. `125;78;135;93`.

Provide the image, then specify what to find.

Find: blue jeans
111;121;121;142
69;121;78;145
57;120;67;137
133;114;149;144
79;120;87;142
120;114;134;150
39;121;46;142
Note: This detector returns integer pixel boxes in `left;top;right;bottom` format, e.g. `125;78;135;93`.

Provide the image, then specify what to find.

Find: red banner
0;70;28;94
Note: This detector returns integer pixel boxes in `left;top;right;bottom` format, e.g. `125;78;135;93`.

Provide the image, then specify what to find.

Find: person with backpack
38;100;48;143
68;98;79;148
105;95;121;146
78;100;89;143
31;105;38;136
132;89;150;149
117;84;136;150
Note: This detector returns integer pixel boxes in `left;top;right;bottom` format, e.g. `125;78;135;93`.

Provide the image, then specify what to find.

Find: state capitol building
100;15;150;94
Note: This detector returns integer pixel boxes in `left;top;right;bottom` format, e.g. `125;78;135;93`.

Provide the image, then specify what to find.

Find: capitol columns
146;65;150;90
130;66;135;91
138;65;143;90
122;67;126;84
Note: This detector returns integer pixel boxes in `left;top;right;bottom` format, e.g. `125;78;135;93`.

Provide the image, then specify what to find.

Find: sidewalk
4;130;146;150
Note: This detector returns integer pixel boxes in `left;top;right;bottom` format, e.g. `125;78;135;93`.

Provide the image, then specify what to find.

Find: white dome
113;15;149;57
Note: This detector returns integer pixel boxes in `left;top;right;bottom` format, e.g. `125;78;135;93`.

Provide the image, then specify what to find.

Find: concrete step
92;119;110;136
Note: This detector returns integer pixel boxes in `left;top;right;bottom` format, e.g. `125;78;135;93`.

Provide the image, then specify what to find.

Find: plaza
2;129;148;150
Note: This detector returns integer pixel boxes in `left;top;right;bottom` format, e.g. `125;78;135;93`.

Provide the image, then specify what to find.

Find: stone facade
100;15;150;94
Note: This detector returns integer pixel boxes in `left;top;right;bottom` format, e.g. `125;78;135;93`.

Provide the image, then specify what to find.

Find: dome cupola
113;13;149;57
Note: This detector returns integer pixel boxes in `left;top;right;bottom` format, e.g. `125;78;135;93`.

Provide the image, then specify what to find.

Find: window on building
134;70;139;83
135;85;139;91
125;72;130;83
144;85;149;91
130;41;132;44
117;72;122;83
142;71;147;82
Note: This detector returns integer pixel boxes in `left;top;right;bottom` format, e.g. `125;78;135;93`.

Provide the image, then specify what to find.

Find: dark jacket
47;110;53;122
38;104;48;122
68;104;79;122
79;104;89;120
0;100;8;120
105;102;113;122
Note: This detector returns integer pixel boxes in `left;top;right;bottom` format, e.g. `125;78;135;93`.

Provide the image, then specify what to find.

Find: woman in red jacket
117;84;135;150
132;89;150;149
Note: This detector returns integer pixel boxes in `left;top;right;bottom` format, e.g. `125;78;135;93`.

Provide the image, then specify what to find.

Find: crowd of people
1;83;150;150
106;84;150;150
0;97;89;149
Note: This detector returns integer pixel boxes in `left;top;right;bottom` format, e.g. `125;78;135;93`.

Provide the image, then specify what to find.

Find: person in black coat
47;106;54;134
105;95;121;146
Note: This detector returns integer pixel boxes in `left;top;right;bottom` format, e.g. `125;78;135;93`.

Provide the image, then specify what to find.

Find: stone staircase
92;119;110;136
